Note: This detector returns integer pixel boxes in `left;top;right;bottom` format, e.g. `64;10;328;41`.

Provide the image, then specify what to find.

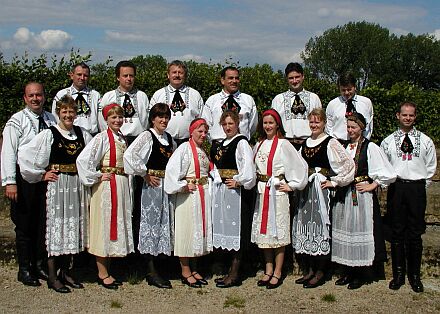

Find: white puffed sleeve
76;132;108;186
234;139;256;190
280;140;308;191
367;142;397;187
123;131;153;177
328;138;355;187
18;130;54;183
164;143;191;194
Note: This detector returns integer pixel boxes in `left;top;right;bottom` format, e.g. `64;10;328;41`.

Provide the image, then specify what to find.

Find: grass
127;271;143;285
321;293;336;303
110;301;122;309
224;295;246;309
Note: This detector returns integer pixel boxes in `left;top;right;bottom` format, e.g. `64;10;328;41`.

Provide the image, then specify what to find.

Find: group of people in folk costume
1;60;436;295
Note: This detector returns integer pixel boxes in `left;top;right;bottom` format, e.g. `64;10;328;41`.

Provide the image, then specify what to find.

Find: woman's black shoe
303;275;326;288
146;274;172;289
257;273;272;287
97;276;119;290
48;279;71;293
266;275;283;289
347;278;363;290
295;274;313;285
59;271;84;289
192;272;208;285
181;275;202;288
335;275;351;286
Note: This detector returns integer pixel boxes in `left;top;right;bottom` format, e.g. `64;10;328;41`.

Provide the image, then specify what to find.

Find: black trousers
10;167;47;268
387;180;427;243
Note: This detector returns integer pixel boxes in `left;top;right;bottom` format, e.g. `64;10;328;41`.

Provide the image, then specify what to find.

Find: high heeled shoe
97;276;119;290
47;279;71;293
257;273;273;287
181;275;202;288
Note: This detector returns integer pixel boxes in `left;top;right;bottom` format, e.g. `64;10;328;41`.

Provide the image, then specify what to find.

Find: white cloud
1;27;72;52
12;27;32;44
431;29;440;40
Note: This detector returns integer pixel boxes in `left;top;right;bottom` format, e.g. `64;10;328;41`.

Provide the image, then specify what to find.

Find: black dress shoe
335;275;351;286
47;279;71;293
347;278;363;290
303;276;326;289
192;272;208;285
97;276;119;290
18;269;41;287
257;273;272;287
147;274;172;289
35;268;49;281
216;278;242;288
266;275;283;289
408;276;424;293
181;275;202;288
389;276;405;290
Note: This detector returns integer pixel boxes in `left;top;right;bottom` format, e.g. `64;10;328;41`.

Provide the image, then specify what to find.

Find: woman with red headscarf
252;109;308;289
164;118;212;288
77;103;134;290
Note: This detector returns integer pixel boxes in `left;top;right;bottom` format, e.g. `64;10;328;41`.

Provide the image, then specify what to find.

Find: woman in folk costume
124;103;176;289
77;103;134;290
251;109;308;289
210;110;256;288
292;108;355;288
164;118;212;288
19;95;92;293
331;113;396;289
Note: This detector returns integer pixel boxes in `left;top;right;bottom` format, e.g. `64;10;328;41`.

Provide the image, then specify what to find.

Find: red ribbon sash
189;139;206;237
260;136;278;235
107;129;118;241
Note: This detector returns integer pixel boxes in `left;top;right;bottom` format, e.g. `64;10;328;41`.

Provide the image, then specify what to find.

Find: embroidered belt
147;169;165;178
396;178;426;184
186;176;208;185
257;173;285;182
308;167;330;177
48;163;77;173
354;175;370;183
218;169;239;179
100;166;126;175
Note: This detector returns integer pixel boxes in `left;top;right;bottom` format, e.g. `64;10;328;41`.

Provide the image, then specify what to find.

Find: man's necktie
123;94;135;121
401;133;414;160
291;94;306;115
222;94;241;112
171;90;185;114
75;92;90;115
38;116;48;132
345;98;356;117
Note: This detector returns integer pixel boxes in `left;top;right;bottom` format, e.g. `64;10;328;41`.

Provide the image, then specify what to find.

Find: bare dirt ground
1;210;440;314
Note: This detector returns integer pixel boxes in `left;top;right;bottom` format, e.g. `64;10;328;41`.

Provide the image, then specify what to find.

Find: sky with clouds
0;0;439;70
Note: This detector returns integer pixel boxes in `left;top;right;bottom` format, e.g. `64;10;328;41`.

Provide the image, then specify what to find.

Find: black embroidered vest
301;136;332;169
210;135;247;170
49;126;85;165
146;130;173;170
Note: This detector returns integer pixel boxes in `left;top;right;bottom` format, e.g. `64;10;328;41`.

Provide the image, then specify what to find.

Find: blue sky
1;0;439;70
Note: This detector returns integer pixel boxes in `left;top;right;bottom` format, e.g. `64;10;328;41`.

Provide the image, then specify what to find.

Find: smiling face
287;70;304;93
221;69;240;94
106;113;124;133
263;115;278;139
152;115;170;135
69;65;89;91
347;119;362;142
309;115;325;138
58;106;77;130
191;124;208;146
24;83;45;115
221;116;239;139
339;84;356;101
117;66;135;92
397;104;416;132
167;65;186;89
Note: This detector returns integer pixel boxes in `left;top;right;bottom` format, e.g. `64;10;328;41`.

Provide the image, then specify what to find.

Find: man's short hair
284;62;304;77
221;66;240;78
168;60;187;76
115;60;136;77
337;72;357;87
71;61;90;73
398;101;418;115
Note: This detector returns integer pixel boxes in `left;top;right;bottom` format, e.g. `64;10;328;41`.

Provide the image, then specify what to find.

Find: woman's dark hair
257;109;286;140
148;103;171;128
